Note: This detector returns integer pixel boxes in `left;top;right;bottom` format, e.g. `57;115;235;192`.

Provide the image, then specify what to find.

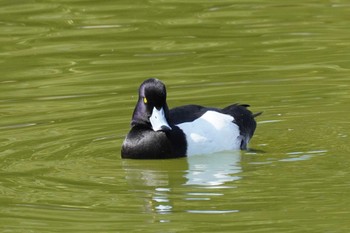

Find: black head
131;78;172;131
139;78;167;109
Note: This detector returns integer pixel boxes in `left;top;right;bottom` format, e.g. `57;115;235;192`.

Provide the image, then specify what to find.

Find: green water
1;0;350;232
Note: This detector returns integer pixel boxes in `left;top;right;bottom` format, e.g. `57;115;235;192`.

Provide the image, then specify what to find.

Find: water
1;0;350;232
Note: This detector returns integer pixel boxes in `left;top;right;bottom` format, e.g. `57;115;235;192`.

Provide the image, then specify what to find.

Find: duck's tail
253;111;263;118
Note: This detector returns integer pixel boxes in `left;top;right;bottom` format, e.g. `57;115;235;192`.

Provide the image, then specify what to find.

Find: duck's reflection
122;151;242;216
185;151;241;186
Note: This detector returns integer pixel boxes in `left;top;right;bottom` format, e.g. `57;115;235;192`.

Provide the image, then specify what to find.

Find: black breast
121;126;187;159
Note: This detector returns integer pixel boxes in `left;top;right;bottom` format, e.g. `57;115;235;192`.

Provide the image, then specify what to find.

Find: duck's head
131;78;172;131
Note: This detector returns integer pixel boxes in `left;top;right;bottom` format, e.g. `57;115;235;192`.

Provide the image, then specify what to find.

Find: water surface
1;1;350;232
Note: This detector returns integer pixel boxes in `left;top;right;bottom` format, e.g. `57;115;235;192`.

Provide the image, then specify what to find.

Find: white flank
176;111;241;156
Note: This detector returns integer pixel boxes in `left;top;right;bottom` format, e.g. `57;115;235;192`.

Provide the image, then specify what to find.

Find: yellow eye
143;97;148;104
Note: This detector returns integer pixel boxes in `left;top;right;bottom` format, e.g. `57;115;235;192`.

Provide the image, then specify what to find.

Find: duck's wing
169;104;217;125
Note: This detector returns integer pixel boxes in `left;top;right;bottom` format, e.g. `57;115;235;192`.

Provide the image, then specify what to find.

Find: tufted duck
121;78;261;159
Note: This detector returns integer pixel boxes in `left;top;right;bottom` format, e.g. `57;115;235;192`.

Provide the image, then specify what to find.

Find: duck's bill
150;107;172;131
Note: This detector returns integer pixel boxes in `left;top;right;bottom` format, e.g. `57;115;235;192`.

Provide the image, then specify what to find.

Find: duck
121;78;261;159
